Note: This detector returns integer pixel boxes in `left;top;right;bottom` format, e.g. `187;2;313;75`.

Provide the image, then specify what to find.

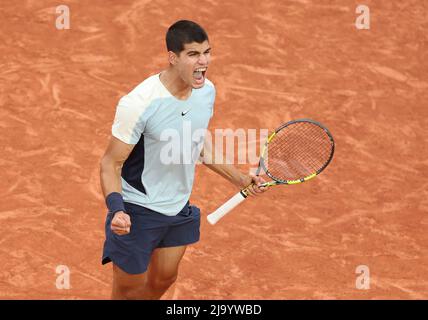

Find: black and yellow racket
207;119;335;225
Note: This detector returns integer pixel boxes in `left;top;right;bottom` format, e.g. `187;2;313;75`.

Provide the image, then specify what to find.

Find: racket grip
207;191;247;225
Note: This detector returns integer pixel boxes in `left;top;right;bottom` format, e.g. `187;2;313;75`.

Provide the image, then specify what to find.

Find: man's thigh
146;245;187;282
112;263;146;289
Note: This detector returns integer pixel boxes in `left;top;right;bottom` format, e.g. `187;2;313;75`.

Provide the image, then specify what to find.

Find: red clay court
0;0;427;299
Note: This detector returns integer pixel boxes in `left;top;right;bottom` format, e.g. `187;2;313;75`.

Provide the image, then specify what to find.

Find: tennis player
100;20;267;300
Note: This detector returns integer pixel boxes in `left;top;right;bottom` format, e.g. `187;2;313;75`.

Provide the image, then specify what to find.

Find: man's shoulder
204;78;215;90
118;73;164;109
128;73;162;97
114;73;164;122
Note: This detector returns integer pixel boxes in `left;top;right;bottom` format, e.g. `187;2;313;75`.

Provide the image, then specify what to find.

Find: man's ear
168;51;178;65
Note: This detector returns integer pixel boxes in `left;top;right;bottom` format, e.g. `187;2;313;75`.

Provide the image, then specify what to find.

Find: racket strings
265;122;333;182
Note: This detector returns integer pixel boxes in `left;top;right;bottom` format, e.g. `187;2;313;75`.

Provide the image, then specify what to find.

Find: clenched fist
111;211;131;235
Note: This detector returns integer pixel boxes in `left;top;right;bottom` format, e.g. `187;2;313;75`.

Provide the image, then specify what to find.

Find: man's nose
198;54;208;65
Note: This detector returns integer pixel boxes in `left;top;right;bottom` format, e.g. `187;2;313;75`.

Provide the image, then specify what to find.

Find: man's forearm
200;143;251;189
202;162;250;189
100;157;123;198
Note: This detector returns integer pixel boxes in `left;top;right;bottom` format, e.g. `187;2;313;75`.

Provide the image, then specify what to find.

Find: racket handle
207;191;247;225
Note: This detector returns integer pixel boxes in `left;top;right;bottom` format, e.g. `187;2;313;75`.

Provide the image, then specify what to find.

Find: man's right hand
111;211;131;235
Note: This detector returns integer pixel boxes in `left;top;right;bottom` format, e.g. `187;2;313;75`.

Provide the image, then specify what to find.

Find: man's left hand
240;174;268;196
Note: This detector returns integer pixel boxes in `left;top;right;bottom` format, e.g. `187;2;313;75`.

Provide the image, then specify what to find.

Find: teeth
195;67;207;72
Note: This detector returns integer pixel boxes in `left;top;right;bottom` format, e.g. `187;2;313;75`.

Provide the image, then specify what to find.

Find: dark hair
166;20;209;54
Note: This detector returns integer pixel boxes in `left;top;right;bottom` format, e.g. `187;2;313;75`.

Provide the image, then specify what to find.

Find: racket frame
241;118;335;195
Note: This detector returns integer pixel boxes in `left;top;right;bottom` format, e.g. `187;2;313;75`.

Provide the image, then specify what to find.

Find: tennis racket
207;118;335;225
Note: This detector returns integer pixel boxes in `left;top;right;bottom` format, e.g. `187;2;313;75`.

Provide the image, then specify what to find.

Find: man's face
171;40;211;89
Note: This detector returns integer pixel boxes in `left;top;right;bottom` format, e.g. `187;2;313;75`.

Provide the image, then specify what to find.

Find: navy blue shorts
101;201;200;275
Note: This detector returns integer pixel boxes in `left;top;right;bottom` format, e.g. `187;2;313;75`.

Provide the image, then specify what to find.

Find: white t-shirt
112;73;215;216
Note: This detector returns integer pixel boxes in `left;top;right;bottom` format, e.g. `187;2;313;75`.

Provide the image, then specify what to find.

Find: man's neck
160;68;192;100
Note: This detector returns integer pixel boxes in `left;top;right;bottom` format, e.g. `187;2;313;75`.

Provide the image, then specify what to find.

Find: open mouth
193;67;207;85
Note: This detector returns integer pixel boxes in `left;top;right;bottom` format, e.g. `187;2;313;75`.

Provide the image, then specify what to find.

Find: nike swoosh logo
181;108;191;116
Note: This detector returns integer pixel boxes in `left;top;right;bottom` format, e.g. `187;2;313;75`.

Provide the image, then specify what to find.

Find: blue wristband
106;192;125;214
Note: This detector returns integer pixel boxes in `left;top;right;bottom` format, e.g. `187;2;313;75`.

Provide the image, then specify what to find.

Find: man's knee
148;274;178;292
111;264;147;299
113;283;145;300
